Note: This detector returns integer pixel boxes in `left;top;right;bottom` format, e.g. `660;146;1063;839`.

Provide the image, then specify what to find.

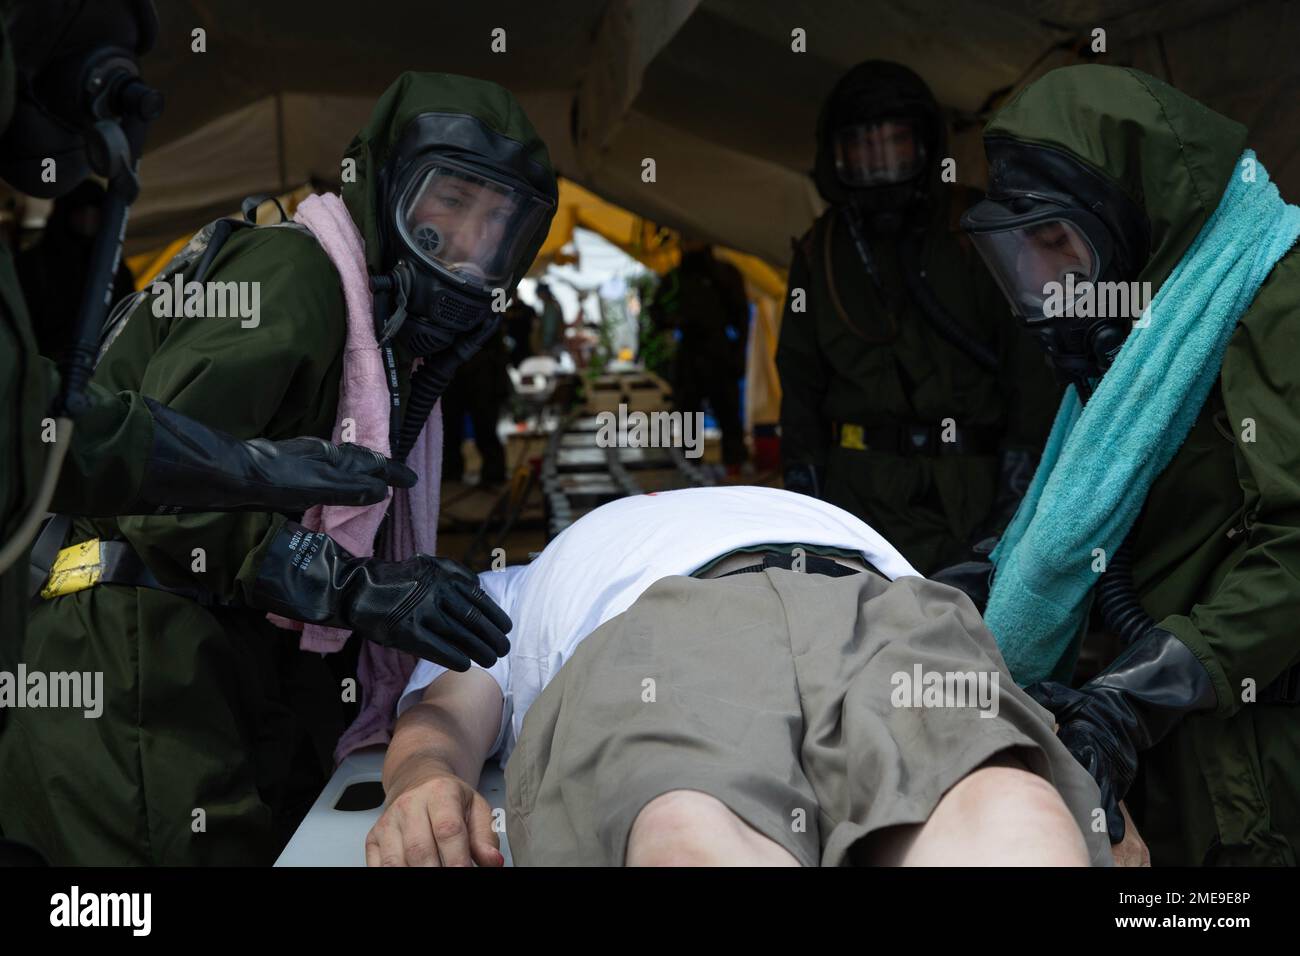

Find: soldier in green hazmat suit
776;61;1062;576
0;0;427;648
963;65;1300;865
0;67;557;864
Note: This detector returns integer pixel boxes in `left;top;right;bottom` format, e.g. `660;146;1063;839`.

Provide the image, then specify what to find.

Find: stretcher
274;749;512;866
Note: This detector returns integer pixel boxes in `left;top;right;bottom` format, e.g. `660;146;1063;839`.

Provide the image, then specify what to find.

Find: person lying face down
369;485;1117;867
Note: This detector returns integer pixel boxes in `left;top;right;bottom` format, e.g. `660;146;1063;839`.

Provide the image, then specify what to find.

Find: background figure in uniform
652;238;749;470
776;60;1061;576
17;181;136;364
502;297;535;366
442;318;510;486
534;282;563;353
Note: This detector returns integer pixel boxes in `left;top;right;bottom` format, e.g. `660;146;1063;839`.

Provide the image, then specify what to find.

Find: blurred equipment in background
508;354;566;422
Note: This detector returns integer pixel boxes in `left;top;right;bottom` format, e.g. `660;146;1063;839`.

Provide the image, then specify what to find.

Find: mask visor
963;200;1099;322
397;160;552;291
833;118;925;187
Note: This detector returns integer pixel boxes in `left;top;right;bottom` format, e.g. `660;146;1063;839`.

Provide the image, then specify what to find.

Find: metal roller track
541;412;714;538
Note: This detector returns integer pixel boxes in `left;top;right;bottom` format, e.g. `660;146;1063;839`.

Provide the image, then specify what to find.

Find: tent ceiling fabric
128;90;578;249
142;0;609;148
127;0;1299;267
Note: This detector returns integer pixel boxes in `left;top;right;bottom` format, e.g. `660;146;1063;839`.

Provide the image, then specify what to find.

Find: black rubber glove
970;446;1037;544
249;521;511;670
930;558;994;613
133;397;416;514
929;536;997;612
1026;627;1217;843
783;462;823;499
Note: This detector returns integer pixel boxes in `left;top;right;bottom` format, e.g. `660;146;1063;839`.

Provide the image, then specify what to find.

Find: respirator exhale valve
412;223;442;257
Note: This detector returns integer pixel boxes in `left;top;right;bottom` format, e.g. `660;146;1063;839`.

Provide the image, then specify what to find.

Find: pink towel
269;191;443;763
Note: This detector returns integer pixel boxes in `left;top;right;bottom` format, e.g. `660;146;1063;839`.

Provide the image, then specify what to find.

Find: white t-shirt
397;485;919;764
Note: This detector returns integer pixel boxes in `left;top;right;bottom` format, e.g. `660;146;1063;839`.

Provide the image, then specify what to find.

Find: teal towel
986;150;1300;686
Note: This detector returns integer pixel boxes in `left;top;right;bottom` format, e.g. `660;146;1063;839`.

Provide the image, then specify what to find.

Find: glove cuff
248;521;352;627
1088;626;1218;751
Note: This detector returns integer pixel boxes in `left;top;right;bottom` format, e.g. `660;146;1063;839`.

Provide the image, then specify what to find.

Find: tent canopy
127;0;1300;268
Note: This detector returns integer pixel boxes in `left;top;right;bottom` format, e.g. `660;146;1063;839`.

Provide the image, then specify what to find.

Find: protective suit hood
340;72;557;463
982;64;1248;293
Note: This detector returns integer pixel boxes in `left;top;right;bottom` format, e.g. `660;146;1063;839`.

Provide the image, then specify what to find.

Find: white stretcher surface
274;748;512;866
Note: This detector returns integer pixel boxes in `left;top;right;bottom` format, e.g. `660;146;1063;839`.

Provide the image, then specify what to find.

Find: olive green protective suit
987;65;1300;865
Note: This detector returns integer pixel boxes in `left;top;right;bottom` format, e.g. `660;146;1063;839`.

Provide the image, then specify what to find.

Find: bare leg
857;752;1091;866
626;789;802;867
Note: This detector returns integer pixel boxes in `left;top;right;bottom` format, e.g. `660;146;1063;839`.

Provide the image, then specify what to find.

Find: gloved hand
1026;627;1217;843
970;446;1037;544
249;521;511;670
134;396;416;514
783;462;823;498
929;536;997;612
930;558;994;612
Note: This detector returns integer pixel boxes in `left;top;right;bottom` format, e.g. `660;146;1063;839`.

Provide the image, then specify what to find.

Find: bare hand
365;773;503;867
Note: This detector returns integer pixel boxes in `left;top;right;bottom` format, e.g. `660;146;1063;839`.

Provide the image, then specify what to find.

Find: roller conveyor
541;413;714;538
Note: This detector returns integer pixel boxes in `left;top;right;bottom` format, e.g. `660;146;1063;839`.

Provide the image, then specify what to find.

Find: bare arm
384;668;503;792
367;669;505;867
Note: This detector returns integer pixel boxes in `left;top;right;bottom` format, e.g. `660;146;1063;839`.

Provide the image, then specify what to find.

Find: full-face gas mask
813;62;943;238
833;116;927;189
372;112;556;360
369;110;556;462
0;0;162;420
0;0;160;200
962;137;1150;399
834;114;931;237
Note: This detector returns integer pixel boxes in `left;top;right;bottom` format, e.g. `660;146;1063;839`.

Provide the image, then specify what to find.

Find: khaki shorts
505;568;1113;866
